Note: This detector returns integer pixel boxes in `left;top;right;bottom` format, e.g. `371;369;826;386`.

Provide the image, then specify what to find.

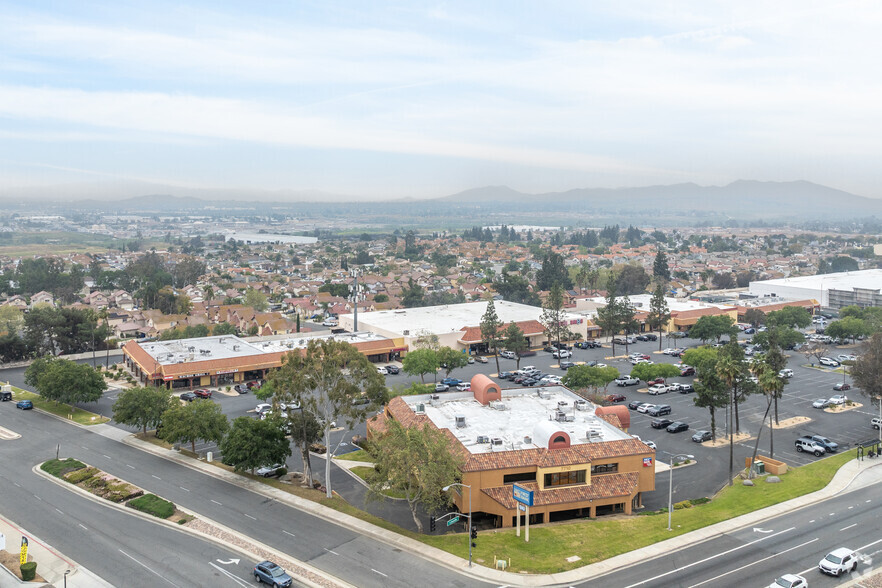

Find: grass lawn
13;389;109;425
420;449;858;574
40;458;86;478
334;449;374;463
347;465;407;499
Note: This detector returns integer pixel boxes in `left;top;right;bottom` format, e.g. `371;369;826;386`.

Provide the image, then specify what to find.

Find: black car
179;392;197;402
543;345;555;353
692;430;713;443
521;378;537;386
651;418;674;429
647;404;671;416
678;384;695;393
636;333;658;341
559;361;575;370
628;400;646;410
666;421;689;433
385;365;400;375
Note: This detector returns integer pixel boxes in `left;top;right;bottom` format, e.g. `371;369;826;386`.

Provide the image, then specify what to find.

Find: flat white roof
585;294;733;313
750;269;882;293
340;300;582;337
402;386;632;454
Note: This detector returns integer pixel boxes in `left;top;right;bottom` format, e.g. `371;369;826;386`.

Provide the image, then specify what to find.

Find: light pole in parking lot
665;452;694;531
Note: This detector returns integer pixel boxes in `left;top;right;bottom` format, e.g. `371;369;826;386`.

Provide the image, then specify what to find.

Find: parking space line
283;530;296;537
210;499;222;505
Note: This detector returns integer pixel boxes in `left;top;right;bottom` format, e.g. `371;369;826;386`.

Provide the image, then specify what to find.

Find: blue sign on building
512;484;534;507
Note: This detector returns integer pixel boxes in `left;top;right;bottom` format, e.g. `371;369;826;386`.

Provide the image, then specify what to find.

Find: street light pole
666;453;694;531
443;483;472;567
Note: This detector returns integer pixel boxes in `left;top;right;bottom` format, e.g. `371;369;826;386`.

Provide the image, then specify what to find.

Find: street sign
447;516;460;526
512;484;534;506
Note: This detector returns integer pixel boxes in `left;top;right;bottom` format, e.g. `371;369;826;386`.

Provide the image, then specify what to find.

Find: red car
647;378;666;386
606;393;627;403
680;367;695;377
193;389;212;399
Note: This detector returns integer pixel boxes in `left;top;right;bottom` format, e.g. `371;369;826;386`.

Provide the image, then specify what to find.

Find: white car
778;368;793;378
255;403;272;414
615;375;639;386
828;394;848;405
667;382;681;392
322;319;338;327
819;357;840;367
637;403;656;413
819;547;858;576
255;463;284;477
376;366;388;375
838;354;857;362
499;350;516;359
648;384;669;395
553;349;572;359
456;382;471;391
769;573;807;588
662;348;678;355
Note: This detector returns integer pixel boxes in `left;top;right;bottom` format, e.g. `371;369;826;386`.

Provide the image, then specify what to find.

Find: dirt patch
770;416;812;429
0;550;45;582
705;431;752;447
825;402;863;414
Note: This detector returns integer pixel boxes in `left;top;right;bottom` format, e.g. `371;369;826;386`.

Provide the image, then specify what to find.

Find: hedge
40;458;86;478
127;494;175;519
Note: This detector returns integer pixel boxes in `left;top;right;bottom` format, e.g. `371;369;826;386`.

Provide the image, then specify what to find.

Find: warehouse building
749;269;882;309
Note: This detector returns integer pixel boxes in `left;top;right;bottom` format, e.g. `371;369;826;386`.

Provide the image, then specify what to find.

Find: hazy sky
1;1;880;199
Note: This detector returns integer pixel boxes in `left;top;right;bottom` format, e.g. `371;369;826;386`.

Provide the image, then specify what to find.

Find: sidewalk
0;510;112;587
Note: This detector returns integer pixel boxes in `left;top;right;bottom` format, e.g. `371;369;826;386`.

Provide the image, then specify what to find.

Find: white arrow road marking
216;558;240;565
208;562;249;587
753;527;773;534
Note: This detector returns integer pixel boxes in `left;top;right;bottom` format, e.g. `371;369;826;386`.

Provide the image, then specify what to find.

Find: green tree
646;285;671;351
0;305;23;334
480;299;504;375
160;399;229;453
112;386;174;436
535;251;572;290
689;314;737;343
540;283;567;348
368;420;463;533
765;306;812;330
212;322;238;336
693;367;728;442
219;416;291;475
501;322;528;370
244;288;269;312
562;365;620;393
653;249;671;283
825;317;871;343
402;348;440;384
401;278;426;308
851;333;882;429
628;362;681;383
595;281;622;356
287;408;323;486
374;294;389;303
615;264;651;295
437;346;469;378
752;326;805;350
267;339;387;498
743;308;766;328
24;358;106;404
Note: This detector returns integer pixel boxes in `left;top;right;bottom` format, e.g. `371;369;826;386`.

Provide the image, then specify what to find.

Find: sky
1;1;881;200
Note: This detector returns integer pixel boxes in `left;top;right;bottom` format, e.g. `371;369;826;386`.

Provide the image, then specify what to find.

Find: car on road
873;417;882;429
678;384;695;393
794;437;826;456
376;366;388;375
606;392;627;403
15;399;32;410
809;434;838;452
666;421;689;433
476;356;488;363
828;394;848;405
628;400;646;410
651;418;674;429
193;389;212;399
434;383;449;392
615;375;639;387
385;365;400;374
559;361;576;370
647;404;671;417
255;464;284;477
680;366;696;376
467;356;475;364
833;382;851;391
819;356;840;367
499;350;516;359
778;368;794;378
692;430;713;443
769;573;807;588
179;392;197;402
818;547;858;576
456;382;471;391
648;384;669;395
812;398;831;409
637;403;656;414
552;349;572;358
254;560;293;587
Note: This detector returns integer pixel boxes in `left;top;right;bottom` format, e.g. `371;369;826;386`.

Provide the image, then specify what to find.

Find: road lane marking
118;549;181;587
152;474;161;480
33;495;41;501
179;486;190;492
283;530;296;537
210;499;222;505
126;464;135;469
623;527;796;588
688;538;819;588
55;508;63;515
102;454;112;460
208;562;249;587
371;568;388;577
13;482;20;488
323;548;339;555
841;524;857;531
78;523;87;530
244;514;256;520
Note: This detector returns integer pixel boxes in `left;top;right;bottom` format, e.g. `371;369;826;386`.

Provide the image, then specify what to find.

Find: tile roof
481;472;640;508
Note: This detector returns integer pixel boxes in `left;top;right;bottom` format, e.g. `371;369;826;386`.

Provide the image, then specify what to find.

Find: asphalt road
577;469;882;587
0;397;493;588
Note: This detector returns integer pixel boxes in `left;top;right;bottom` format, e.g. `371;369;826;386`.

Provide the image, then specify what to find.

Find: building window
503;472;536;484
591;463;618;475
544;470;586;487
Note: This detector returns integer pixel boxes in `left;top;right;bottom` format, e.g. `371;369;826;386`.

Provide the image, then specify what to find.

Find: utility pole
350;267;362;331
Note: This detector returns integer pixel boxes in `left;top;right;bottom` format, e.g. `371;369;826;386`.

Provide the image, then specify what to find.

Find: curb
33;464;353;588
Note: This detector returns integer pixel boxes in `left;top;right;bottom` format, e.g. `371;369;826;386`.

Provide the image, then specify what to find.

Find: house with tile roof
368;374;655;527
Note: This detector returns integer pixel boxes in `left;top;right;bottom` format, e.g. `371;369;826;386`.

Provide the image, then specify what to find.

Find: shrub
41;458;86;478
673;500;692;510
66;466;99;484
310;443;327;454
277;467;287;476
127;494;175;519
20;561;36;581
690;497;711;506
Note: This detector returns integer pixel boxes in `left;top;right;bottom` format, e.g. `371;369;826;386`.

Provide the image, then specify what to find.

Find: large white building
749;269;882;309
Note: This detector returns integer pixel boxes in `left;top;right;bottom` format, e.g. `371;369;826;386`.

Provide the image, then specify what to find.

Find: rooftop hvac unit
430;394;440;400
490;401;506;411
587;428;601;439
574;399;588;410
557;400;569;407
402;330;410;336
219;337;226;343
563;414;575;422
188;346;195;352
491;437;503;446
415;403;425;414
476;435;490;444
538;390;551;399
523;435;532;445
455;415;467;428
555;410;566;422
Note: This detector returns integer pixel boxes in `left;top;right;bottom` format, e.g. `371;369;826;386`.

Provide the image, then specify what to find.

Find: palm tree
715;351;742;486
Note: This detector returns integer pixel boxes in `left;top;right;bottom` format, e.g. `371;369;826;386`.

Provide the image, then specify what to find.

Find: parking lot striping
622;527;796;588
841;523;857;531
282;530;296;538
13;482;19;488
179;486;190;492
33;494;41;501
126;464;135;469
78;523;87;530
323;548;340;555
243;513;256;520
371;568;388;577
55;508;63;515
208;562;250;587
102;454;112;459
210;499;222;505
687;537;819;588
118;548;181;588
152;474;161;480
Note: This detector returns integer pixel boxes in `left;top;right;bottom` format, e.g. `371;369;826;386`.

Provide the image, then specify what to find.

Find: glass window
544;470;586;487
591;463;618;474
503;472;536;484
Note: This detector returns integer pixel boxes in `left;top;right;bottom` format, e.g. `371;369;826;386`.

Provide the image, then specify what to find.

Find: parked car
778;368;793;378
441;378;461;386
255;464;284;477
809;434;838;452
434;383;449;392
662;348;678;355
833;382;851;391
647;377;666;386
615;375;639;387
193;389;212;399
628;400;646;410
669;331;687;338
235;384;248;394
179;392;197;402
559;361;575;370
552;349;572;359
651;418;674;429
819;357;840;367
254;560;293;587
812;398;831;409
666;421;689;433
385;365;401;374
818;547;858;577
680;366;696;377
666;383;682;392
678;384;695;394
0;391;11;401
637;403;656;414
648;384;669;395
255;403;272;414
769;573;807;588
499;350;516;359
376;366;388;375
873;417;882;429
498;371;514;380
794;437;826;456
838;354;857;362
606;392;627;403
828;394;848;405
636;333;658;341
456;382;471;391
476;356;488;363
15;399;33;410
647;404;672;417
322;319;338;327
692;430;713;443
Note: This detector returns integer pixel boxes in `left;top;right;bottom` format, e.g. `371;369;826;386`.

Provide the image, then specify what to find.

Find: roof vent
415;403;425;414
455;415;466;428
489;401;506;411
476;435;490;444
523;435;532;445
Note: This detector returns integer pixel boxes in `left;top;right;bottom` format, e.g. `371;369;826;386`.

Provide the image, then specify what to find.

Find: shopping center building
368;374;655;528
